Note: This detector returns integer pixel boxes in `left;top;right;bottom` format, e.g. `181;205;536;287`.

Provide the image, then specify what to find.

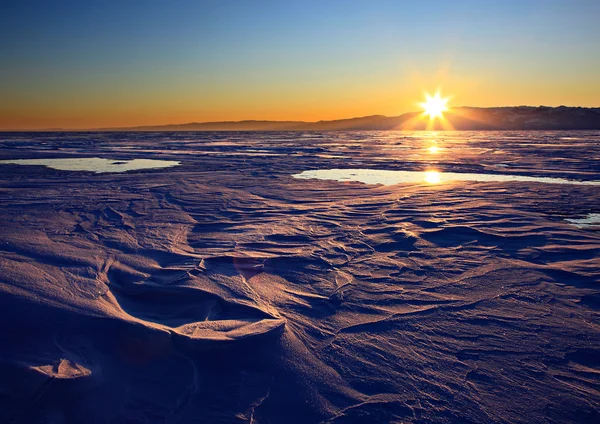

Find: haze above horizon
1;0;599;130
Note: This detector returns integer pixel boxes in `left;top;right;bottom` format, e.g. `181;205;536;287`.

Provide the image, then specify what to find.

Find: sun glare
420;91;449;119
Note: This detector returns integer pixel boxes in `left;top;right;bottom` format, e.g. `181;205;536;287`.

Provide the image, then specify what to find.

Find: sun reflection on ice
293;169;600;187
424;170;441;184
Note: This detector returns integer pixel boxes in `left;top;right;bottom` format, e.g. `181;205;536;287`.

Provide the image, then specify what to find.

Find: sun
420;91;449;119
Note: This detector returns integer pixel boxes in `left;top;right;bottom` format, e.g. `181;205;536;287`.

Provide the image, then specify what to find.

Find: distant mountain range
11;106;600;132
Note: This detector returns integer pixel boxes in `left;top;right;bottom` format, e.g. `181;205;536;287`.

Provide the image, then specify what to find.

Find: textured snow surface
1;131;599;423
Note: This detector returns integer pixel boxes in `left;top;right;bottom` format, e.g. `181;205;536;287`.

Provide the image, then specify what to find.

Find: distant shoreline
0;128;600;134
3;106;600;132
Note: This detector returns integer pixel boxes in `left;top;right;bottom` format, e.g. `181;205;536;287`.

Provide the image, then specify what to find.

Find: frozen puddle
0;157;180;173
293;169;600;186
566;213;600;228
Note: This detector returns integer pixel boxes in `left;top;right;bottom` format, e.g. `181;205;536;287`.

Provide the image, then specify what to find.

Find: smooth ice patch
293;169;600;186
0;157;180;173
566;213;600;228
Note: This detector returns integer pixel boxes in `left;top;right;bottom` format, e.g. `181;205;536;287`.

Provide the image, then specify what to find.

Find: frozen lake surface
293;168;600;186
0;157;180;173
0;130;599;424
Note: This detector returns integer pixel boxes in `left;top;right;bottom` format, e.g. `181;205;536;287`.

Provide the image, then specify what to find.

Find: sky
1;0;599;129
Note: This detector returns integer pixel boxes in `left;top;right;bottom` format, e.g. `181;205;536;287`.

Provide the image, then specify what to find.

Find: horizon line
2;105;600;132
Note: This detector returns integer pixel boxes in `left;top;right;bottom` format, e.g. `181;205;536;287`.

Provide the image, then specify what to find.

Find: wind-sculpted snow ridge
0;131;599;423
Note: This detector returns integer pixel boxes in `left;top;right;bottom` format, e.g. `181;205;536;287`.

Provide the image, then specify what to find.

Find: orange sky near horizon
2;74;598;130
